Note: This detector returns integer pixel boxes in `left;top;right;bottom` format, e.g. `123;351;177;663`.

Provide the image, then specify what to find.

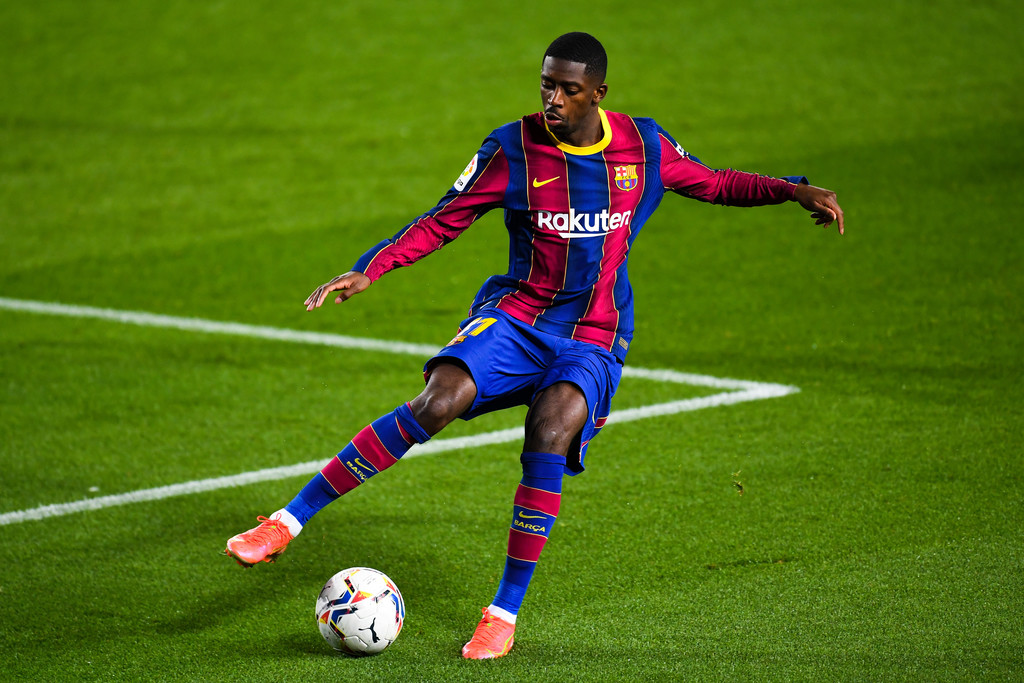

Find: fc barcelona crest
614;164;638;191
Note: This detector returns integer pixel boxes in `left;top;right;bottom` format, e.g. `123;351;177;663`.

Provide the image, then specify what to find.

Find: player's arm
305;137;509;311
658;130;844;234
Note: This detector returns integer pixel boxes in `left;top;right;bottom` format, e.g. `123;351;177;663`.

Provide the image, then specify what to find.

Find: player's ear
592;83;607;105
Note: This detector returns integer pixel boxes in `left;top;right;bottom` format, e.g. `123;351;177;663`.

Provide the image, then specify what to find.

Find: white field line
0;296;440;356
0;297;799;526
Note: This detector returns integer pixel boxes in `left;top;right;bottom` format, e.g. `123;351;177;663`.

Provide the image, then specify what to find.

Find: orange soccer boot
225;515;294;567
461;607;516;659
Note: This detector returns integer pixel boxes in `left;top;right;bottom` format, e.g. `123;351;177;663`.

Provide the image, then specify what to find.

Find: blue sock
284;403;429;526
492;451;565;616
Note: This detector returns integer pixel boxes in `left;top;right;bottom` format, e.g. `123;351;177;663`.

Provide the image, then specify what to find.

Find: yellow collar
544;108;612;155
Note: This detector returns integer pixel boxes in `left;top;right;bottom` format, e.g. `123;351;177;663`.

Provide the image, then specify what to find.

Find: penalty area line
0;297;799;525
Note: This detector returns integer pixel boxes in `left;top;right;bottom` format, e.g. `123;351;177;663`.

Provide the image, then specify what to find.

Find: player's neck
556;113;603;148
552;111;606;149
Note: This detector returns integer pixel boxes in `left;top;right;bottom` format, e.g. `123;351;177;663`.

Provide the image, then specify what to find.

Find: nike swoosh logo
518;511;546;520
532;176;560;187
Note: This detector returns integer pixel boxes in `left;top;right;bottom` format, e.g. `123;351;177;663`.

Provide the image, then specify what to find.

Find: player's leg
462;383;588;659
464;337;621;659
282;362;474;525
225;363;476;567
487;384;588;612
521;381;591;455
407;361;479;435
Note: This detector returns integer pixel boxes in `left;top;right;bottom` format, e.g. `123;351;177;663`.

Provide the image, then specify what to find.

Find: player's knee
523;420;574;456
524;410;585;456
524;383;588;455
410;366;476;436
410;392;461;435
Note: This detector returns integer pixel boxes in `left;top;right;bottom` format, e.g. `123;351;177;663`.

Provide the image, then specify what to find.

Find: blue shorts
425;309;622;474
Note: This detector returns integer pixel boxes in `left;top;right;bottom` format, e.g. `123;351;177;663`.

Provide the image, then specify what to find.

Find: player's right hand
793;183;845;235
305;271;371;310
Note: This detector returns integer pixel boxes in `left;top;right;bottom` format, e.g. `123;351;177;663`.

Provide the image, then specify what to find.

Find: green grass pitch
2;0;1022;680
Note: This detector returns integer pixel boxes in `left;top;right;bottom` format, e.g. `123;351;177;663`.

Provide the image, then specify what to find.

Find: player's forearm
352;214;467;282
660;139;800;207
709;168;798;207
354;152;507;281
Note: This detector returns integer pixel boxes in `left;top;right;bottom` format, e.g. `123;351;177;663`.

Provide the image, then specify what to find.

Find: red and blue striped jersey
352;110;798;362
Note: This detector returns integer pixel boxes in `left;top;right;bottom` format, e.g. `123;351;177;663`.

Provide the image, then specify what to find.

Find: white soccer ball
315;567;405;656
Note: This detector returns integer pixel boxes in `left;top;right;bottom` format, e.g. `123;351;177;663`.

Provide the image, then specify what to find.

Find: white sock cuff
271;508;303;537
487;604;517;624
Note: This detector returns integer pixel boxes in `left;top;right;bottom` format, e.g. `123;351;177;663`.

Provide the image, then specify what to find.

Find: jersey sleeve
657;127;798;207
351;136;509;281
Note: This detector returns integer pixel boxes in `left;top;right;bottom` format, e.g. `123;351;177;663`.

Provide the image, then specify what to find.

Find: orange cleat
225;515;294;567
461;607;516;659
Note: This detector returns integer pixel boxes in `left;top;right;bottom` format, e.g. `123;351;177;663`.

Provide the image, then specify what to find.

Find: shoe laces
470;608;511;646
248;515;289;543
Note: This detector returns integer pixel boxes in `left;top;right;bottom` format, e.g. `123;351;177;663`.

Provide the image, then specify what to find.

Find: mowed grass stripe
0;297;797;525
0;297;797;389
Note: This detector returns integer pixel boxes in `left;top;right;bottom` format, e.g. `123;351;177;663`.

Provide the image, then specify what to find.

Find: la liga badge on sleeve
454;154;478;191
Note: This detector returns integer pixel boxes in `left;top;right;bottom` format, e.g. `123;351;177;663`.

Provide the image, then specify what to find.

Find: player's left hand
793;183;845;235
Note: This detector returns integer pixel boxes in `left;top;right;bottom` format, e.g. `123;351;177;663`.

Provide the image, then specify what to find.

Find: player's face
540;56;607;146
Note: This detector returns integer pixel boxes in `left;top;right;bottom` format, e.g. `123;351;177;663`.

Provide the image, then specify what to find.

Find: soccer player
226;32;844;659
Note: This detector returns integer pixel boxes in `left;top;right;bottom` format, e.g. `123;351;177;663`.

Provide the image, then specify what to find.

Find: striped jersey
352;109;799;362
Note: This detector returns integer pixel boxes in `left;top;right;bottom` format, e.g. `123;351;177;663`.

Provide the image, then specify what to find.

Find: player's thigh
426;313;547;417
533;342;622;468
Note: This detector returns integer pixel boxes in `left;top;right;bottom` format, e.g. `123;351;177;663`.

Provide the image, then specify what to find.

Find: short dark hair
544;32;607;81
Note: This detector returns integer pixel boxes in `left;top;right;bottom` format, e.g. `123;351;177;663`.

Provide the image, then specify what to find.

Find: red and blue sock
491;451;565;618
284;403;430;527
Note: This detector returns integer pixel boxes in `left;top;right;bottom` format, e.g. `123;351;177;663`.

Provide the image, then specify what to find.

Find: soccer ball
315;567;405;656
